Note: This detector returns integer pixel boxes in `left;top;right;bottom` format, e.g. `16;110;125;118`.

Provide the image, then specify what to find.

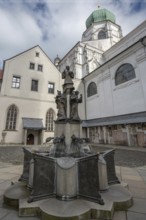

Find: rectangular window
38;64;43;72
36;52;39;57
12;76;20;89
30;62;35;70
48;82;55;94
31;79;38;91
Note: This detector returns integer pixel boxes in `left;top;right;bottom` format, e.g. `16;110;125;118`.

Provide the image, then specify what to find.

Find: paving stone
1;210;40;220
0;163;11;168
121;167;138;173
127;211;146;220
0;165;22;174
128;198;146;214
122;179;146;189
137;170;146;183
0;172;19;180
0;207;10;219
0;181;12;191
129;187;146;199
0;190;4;196
0;179;5;183
137;166;146;170
122;174;142;181
113;211;126;220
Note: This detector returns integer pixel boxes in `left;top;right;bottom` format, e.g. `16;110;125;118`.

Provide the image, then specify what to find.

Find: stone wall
88;123;146;148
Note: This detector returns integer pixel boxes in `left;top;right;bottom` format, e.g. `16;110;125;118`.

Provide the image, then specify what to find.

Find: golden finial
97;0;101;9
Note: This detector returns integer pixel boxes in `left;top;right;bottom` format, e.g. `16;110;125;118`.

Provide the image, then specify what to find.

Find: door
27;134;34;145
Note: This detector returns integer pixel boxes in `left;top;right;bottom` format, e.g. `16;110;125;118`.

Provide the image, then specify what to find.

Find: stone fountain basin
4;181;133;220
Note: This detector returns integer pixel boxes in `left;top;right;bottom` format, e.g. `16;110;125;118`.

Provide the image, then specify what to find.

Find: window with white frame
115;63;136;86
46;109;54;131
5;105;18;130
48;82;55;94
87;82;97;97
12;76;21;89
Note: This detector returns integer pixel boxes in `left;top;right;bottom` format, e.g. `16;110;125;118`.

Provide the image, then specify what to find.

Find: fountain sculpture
3;66;133;220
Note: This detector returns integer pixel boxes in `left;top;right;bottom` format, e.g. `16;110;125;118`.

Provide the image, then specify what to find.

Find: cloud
0;0;146;68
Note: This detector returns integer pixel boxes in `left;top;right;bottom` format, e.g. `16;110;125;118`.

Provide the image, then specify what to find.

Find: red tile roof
0;70;3;80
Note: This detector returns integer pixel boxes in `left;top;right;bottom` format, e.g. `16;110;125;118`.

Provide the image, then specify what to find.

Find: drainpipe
83;78;87;120
83;78;88;137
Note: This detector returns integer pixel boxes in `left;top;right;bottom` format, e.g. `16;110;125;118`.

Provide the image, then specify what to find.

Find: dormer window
36;52;39;57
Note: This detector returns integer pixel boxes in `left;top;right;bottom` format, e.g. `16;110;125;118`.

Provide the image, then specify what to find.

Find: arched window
87;82;97;97
98;30;106;39
115;63;136;86
5;105;18;130
46;109;55;132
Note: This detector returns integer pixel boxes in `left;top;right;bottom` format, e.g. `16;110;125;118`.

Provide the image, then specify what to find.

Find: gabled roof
59;41;80;63
4;45;56;67
0;69;3;80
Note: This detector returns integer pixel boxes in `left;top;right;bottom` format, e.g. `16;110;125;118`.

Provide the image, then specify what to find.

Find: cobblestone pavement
0;145;50;165
92;144;146;167
1;144;146;167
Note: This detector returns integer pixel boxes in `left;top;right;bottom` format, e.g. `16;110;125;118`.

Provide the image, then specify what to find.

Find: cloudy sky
0;0;146;68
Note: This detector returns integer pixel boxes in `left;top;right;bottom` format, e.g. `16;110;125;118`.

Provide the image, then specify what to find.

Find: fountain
3;66;133;220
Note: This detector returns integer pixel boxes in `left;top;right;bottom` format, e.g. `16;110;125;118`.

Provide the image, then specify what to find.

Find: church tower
82;7;123;51
59;7;123;79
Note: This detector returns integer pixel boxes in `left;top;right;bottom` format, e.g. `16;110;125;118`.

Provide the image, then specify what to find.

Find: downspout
83;78;88;138
83;78;87;120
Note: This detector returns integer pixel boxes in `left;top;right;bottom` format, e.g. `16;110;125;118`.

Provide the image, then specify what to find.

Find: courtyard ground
0;144;146;219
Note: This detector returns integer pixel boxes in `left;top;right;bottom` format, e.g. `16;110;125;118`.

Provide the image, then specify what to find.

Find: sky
0;0;146;68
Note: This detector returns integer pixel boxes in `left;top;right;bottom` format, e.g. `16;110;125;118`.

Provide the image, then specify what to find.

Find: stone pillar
87;127;90;139
103;126;107;144
98;127;101;143
41;130;44;146
107;127;111;144
24;129;27;145
126;125;131;146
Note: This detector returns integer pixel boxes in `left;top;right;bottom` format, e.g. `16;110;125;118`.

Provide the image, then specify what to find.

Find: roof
22;118;46;130
4;45;57;68
0;70;3;80
82;112;146;127
86;8;116;29
59;41;80;64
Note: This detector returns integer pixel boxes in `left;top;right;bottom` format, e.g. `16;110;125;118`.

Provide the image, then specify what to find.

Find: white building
0;7;146;147
58;7;146;148
0;46;61;145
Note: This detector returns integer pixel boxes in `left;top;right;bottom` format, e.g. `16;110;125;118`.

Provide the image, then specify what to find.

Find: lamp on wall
141;36;146;46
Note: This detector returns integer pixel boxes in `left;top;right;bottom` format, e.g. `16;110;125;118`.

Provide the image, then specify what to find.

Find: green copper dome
86;8;116;29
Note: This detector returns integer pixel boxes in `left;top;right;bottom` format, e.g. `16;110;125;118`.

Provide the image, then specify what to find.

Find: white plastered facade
0;46;62;144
